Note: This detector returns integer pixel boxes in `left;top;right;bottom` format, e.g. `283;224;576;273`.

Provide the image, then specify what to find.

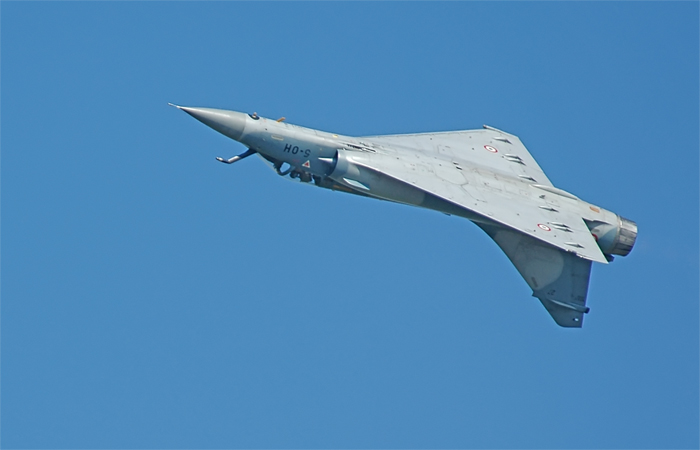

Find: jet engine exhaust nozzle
611;215;637;257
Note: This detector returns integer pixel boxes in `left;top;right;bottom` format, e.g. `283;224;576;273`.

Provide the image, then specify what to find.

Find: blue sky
2;2;698;449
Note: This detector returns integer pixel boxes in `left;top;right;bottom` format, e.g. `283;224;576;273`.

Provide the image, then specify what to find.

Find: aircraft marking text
283;144;311;157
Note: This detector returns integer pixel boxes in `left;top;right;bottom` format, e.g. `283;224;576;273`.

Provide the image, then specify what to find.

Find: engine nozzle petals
612;215;638;257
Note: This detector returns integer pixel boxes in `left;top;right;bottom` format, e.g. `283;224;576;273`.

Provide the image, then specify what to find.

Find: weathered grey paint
172;104;637;328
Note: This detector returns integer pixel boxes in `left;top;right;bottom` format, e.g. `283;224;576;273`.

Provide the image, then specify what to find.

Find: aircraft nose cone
171;104;247;141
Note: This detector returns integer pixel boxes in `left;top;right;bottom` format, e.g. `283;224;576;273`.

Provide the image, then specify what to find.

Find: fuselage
175;106;637;258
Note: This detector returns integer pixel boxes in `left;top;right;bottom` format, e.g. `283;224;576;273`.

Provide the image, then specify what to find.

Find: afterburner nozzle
611;215;638;257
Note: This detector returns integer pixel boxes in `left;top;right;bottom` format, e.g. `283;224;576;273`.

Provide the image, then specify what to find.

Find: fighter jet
171;104;637;328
